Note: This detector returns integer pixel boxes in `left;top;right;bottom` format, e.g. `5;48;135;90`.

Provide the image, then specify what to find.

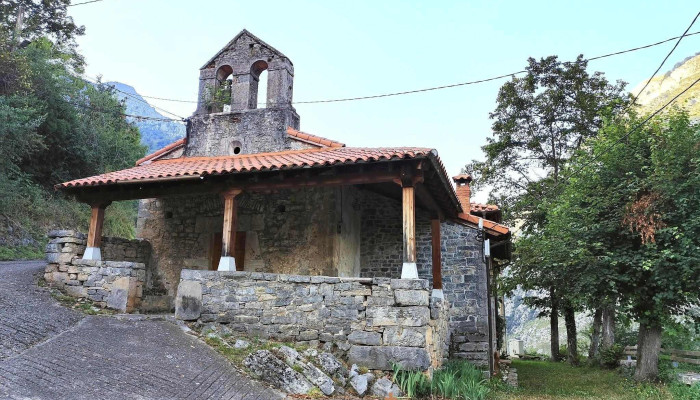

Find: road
0;261;283;400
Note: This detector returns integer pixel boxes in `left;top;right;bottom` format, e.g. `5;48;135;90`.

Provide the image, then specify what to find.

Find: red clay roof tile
135;138;186;166
58;146;434;188
286;127;345;148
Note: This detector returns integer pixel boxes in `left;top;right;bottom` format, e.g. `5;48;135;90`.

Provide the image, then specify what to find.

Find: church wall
137;188;342;295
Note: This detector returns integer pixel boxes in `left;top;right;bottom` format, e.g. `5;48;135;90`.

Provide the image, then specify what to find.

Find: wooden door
234;232;246;271
210;232;222;270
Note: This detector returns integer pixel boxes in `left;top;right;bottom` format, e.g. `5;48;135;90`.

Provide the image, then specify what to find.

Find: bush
600;344;624;369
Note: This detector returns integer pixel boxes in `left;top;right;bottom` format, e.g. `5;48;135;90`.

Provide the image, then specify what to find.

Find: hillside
631;52;700;118
106;82;186;152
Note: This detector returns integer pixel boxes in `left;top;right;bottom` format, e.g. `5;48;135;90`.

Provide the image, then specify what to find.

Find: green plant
391;363;430;398
600;344;624;369
392;361;489;399
306;386;323;398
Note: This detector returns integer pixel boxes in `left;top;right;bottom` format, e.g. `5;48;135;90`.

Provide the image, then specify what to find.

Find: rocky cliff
107;82;186;152
631;52;700;118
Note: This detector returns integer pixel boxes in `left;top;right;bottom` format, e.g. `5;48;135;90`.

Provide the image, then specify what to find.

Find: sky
68;0;700;201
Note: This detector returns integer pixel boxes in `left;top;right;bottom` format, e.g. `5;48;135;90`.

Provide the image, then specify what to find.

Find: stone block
175;280;203;321
394;289;429;306
347;345;431;370
366;306;430;327
383;326;428;347
106;276;133;312
390;279;429;290
348;330;382;346
64;285;87;298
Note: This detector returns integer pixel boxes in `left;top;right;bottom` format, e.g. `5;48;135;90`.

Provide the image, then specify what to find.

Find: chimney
453;174;472;211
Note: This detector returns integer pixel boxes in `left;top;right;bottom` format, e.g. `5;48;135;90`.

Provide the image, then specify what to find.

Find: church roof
201;29;290;69
58;146;437;188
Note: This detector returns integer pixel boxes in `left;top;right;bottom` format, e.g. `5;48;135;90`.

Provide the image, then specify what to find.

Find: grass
197;328;311;371
491;360;678;400
48;286;115;315
0;244;44;261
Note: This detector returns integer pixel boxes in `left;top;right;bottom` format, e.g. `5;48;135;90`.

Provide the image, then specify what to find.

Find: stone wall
440;221;491;366
175;270;449;371
137;187;360;295
358;191;432;279
44;231;145;312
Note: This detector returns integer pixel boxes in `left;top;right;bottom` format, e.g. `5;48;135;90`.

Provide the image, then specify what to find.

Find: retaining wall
175;270;450;371
44;230;147;312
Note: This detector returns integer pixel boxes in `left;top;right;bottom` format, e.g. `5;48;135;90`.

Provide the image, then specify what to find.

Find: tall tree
545;109;700;380
475;55;628;363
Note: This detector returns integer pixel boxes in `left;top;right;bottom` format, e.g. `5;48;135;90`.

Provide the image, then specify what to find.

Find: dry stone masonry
44;230;147;312
176;270;450;371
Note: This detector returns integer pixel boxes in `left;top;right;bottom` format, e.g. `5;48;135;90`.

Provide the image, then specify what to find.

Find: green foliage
0;16;147;250
600;344;623;369
391;361;489;399
391;363;431;398
203;83;231;113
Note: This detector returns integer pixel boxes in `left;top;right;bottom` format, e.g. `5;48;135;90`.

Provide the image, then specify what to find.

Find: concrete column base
431;288;444;299
217;256;236;272
401;262;418;279
82;247;101;261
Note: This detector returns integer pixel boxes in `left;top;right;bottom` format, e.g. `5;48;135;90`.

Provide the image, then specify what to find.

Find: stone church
51;30;510;373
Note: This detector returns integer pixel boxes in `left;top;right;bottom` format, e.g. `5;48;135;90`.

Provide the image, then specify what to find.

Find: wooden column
401;185;418;279
218;189;242;271
83;202;110;260
431;218;443;291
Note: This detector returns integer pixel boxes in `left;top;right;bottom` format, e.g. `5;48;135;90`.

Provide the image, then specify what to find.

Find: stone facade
175;270;449;371
137;187;357;295
44;231;146;312
440;221;493;366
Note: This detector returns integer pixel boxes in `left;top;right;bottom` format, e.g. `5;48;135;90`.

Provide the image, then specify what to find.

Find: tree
0;8;146;249
545;109;700;380
476;55;628;363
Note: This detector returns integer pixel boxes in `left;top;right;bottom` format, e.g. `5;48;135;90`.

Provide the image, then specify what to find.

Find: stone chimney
452;174;472;211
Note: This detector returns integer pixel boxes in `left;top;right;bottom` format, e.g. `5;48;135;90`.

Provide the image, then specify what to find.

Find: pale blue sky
69;1;699;200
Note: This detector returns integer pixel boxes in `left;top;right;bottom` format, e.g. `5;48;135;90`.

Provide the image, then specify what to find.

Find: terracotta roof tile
286;127;345;148
58;146;433;188
135;138;186;166
470;203;500;213
456;213;510;236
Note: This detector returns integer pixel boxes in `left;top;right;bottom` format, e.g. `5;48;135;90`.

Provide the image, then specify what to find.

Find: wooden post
218;189;242;271
401;185;418;279
431;218;443;294
83;202;110;260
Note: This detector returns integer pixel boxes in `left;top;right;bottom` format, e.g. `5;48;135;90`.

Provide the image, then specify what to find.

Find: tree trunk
588;309;602;361
550;290;560;362
601;306;615;350
564;305;578;365
634;323;662;381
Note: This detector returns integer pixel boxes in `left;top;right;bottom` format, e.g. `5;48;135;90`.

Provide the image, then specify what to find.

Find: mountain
106;82;186;152
631;52;700;118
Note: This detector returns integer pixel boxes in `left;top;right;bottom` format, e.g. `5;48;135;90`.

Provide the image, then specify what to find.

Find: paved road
0;261;284;400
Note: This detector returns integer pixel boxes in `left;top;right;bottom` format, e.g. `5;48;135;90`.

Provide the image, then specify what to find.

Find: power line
539;11;700;199
67;0;106;7
69;100;181;122
627;11;700;108
81;75;186;121
539;75;700;204
129;30;700;105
